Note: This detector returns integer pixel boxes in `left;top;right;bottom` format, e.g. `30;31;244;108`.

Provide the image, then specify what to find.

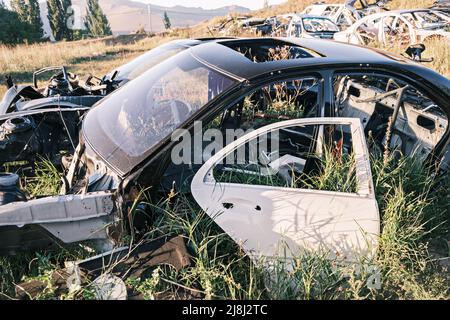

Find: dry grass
370;38;450;78
0;35;177;97
387;0;435;10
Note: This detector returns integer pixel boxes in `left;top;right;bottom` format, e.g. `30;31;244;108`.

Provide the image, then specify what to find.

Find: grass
372;37;450;78
21;158;61;197
125;152;450;300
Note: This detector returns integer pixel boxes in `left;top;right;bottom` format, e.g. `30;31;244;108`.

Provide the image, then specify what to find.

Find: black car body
80;37;450;179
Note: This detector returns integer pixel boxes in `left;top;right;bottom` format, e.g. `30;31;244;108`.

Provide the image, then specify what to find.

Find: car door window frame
192;117;375;198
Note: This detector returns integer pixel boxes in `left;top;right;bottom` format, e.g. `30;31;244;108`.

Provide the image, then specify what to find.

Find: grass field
0;0;449;300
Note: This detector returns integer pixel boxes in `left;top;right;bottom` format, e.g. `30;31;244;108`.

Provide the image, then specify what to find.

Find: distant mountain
39;0;250;38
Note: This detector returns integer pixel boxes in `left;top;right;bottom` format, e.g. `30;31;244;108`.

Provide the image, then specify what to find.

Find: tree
11;0;44;42
163;11;171;30
0;6;33;44
47;0;73;41
85;0;112;38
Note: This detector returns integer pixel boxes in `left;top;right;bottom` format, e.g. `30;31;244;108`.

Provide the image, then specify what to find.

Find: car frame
302;3;363;30
333;9;450;46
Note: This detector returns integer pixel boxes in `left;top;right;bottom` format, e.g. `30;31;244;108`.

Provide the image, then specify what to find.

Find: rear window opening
219;39;322;63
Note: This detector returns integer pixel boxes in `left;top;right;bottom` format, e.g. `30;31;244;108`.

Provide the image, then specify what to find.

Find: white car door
191;118;379;262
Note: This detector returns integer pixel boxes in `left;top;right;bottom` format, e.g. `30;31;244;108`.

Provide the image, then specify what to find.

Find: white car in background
302;3;363;30
286;14;340;39
334;9;450;46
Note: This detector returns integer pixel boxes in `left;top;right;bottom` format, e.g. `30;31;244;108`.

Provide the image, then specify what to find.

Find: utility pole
147;3;153;33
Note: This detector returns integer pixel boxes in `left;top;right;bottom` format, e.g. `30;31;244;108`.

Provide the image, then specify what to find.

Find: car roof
188;37;450;91
189;38;410;78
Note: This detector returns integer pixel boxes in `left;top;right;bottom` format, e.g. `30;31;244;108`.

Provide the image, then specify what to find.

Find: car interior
334;73;448;160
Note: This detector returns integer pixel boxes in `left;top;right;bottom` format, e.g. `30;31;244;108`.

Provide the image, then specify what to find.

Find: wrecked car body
334;9;450;46
346;0;389;17
0;38;449;263
286;14;340;39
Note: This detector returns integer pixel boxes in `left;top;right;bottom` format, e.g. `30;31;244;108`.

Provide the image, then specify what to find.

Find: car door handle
222;201;262;213
222;202;234;209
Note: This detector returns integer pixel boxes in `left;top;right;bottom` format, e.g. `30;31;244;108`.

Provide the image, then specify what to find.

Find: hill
38;0;250;37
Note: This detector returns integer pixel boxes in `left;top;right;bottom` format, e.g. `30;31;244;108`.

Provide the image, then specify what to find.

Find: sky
4;1;287;10
137;0;287;10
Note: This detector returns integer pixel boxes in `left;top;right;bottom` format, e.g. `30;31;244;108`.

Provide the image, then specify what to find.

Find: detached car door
191;118;379;261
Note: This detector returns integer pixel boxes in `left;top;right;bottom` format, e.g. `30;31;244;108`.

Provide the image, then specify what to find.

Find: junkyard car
334;9;450;46
286;14;340;39
1;38;449;261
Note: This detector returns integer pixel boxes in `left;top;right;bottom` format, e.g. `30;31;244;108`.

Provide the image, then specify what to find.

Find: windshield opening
84;50;237;174
105;40;198;84
302;17;339;33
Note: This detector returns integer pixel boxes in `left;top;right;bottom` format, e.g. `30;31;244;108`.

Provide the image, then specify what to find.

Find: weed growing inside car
213;144;357;193
22;157;61;197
